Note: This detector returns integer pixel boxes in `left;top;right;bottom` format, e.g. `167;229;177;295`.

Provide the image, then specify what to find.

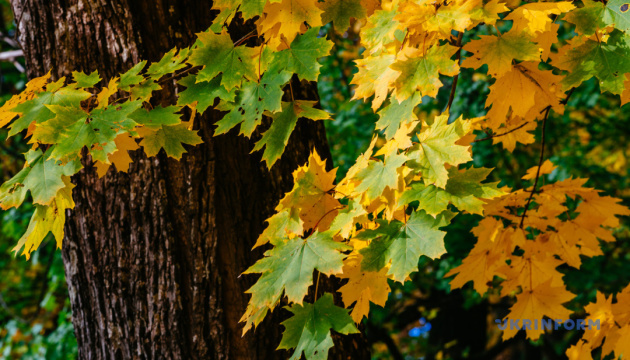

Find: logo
495;319;600;331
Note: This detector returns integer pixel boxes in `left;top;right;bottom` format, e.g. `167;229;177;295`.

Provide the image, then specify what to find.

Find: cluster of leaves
2;0;630;358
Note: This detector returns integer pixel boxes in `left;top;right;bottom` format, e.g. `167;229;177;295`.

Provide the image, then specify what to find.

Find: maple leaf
552;30;630;95
462;29;541;77
0;71;51;128
12;176;75;259
566;340;594;360
319;0;366;31
328;199;367;239
188;31;258;90
351;54;399;111
604;0;630;33
119;61;147;91
272;27;333;81
354;152;407;202
407;114;472;188
95;132;141;178
279;150;340;231
72;70;101;88
130;105;182;127
522;159;558;180
257;0;323;49
375;93;421;139
138;123;203;160
244;230;349;310
564;0;606;36
358;210;451;282
392;45;460;101
506;2;576;35
177;74;236;114
338;253;390;323
146;47;190;80
215;70;291;137
278;293;359;360
445;218;509;294
425;0;480;37
490;116;537;152
9;87;91;136
253;101;330;168
502;279;574;340
360;9;399;54
254;208;303;249
400;167;505;216
485;62;564;127
470;0;509;25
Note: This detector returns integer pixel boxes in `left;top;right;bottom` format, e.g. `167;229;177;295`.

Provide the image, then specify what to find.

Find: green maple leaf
407;114;472;188
399;167;505;216
189;31;257;90
130;79;162;101
604;0;630;33
119;61;147;91
16;150;78;206
139;123;203;160
564;0;606;36
9;88;91;136
244;231;350;307
278;293;359;360
320;0;366;31
253;101;329;168
0;166;30;209
147;48;190;80
130;105;182;127
398;183;450;217
361;9;399;50
358;210;451;282
273;27;334;81
72;70;101;88
392;44;460;100
177;74;236;114
215;70;292;137
355;152;407;201
554;30;630;94
375;93;421;139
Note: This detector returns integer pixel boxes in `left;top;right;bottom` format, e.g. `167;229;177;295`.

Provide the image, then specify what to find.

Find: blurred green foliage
0;1;77;358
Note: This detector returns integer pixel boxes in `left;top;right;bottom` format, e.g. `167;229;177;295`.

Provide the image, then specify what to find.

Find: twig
472;121;531;143
234;29;258;47
519;106;551;228
443;31;464;114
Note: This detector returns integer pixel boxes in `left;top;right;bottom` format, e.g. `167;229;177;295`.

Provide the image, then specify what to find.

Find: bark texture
11;0;370;359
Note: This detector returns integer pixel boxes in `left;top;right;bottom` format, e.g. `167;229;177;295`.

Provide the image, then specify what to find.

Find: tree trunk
10;1;370;359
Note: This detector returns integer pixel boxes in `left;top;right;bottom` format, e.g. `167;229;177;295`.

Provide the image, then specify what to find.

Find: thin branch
443;31;464;114
233;29;257;47
519;106;551;228
472;121;531;143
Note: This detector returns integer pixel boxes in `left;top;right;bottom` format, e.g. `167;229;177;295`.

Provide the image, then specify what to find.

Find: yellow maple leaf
339;253;391;323
95;132;141;178
462;29;541;77
258;0;323;49
522;159;558;180
566;340;594;360
279;150;340;231
485;62;564;128
351;54;399;111
506;2;575;35
0;71;51;128
491;116;537;152
502;279;574;340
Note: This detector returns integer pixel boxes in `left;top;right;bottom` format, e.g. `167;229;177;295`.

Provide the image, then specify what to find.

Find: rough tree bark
10;1;370;359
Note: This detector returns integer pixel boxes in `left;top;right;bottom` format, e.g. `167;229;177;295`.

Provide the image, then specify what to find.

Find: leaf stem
519;106;551;228
472;121;531;143
314;271;321;301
